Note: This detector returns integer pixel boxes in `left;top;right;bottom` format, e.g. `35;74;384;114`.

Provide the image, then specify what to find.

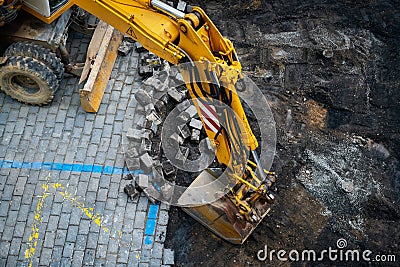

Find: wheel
0;56;59;105
4;41;64;80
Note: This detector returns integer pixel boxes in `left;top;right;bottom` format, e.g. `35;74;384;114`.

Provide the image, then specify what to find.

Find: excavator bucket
179;170;272;244
79;20;123;112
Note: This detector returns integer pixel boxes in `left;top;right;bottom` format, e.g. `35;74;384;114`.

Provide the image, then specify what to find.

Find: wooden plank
79;25;123;113
79;20;108;84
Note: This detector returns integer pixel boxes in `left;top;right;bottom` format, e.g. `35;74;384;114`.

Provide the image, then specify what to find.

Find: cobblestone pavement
0;31;174;266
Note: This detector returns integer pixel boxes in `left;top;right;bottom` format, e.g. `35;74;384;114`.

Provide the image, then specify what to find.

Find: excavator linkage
180;170;272;244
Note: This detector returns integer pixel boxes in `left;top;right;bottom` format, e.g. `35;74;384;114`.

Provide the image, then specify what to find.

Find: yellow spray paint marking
24;177;51;267
24;179;132;265
50;182;108;232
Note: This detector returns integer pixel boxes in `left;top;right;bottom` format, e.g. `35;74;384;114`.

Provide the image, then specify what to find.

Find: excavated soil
165;1;400;266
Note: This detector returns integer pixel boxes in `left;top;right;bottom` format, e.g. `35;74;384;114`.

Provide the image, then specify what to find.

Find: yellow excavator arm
22;0;276;244
52;0;259;167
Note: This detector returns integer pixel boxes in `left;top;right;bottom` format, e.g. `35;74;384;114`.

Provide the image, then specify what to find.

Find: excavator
0;0;276;244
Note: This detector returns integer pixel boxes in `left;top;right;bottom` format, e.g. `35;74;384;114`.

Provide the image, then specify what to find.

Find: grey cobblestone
47;215;59;232
96;244;107;258
6;255;18;267
10;196;21;211
75;235;87;251
40;248;53;266
8;238;21;255
83;249;95;265
72;250;84;267
158;210;169;226
51;246;63;263
66;226;79;242
133;211;146;230
86;232;98;250
62;242;75;258
106;254;117;267
58;213;70;230
0;202;9;217
0;36;174;267
128;251;141;267
44;232;56;248
0;241;10;258
78;219;90;235
97;188;108;202
2;226;14;241
13;222;25;238
155;225;167;243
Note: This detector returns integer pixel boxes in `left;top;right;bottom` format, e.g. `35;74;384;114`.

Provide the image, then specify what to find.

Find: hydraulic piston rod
151;0;185;18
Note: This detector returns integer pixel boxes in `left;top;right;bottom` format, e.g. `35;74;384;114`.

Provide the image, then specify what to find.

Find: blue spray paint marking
0;160;141;175
144;203;159;245
1;159;161;243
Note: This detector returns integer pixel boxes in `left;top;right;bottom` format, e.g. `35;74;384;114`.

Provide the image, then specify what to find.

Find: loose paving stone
139;153;153;173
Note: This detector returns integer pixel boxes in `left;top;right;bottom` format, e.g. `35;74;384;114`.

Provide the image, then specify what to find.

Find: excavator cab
23;0;69;17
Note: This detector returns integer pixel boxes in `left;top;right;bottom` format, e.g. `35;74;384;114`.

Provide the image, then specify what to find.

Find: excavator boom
22;0;276;244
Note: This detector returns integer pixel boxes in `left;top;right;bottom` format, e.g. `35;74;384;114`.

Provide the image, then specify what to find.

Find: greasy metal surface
180;169;271;244
79;24;123;112
0;9;71;50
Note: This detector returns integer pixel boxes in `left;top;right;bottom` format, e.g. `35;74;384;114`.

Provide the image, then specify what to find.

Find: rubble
123;183;138;200
143;76;166;91
189;118;203;130
145;110;162;125
154;100;166;113
162;160;175;176
191;129;201;141
170;132;184;145
140;138;152;152
134;41;146;52
178;124;191;139
138;65;154;76
144;186;161;204
177;111;191;122
137;173;149;189
118;38;135;55
126;128;143;142
126;157;140;170
126;146;139;158
161;183;174;201
139;153;153;173
147;121;158;134
144;103;155;114
175;146;189;163
134;89;153;106
183;105;197;118
177;99;191;112
176;0;187;11
167;87;186;102
126;128;152;142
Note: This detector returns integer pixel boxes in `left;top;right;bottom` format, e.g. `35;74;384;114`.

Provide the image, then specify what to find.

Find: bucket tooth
179;169;272;244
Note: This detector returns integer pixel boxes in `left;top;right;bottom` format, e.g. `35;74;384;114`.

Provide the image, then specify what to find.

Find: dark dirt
165;1;400;266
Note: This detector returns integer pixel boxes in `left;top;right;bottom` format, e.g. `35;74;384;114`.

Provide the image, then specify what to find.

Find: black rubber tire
4;41;64;80
0;56;59;105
